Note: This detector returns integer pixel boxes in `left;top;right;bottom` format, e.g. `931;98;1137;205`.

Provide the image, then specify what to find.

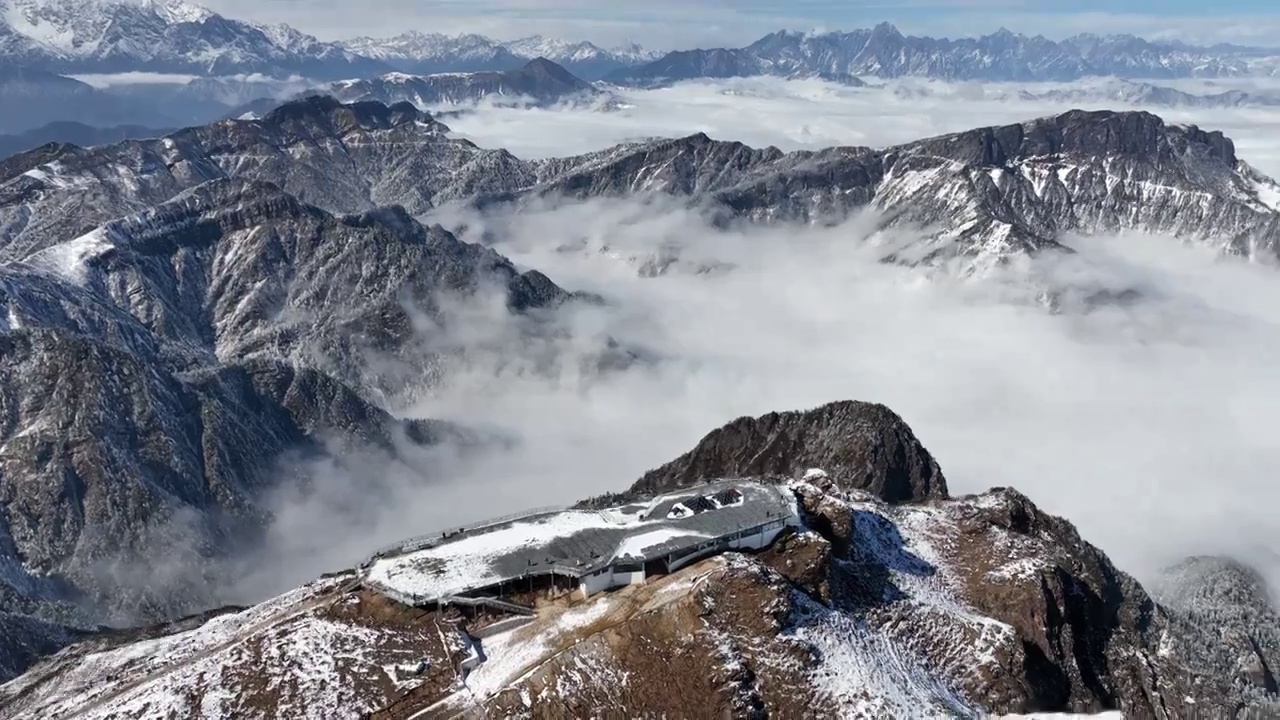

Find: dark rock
631;400;948;503
310;58;602;109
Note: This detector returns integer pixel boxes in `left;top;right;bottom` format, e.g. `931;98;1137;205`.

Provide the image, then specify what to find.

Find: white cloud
445;76;1280;177
224;77;1280;607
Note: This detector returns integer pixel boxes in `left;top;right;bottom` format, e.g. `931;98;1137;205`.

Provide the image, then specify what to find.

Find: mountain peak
143;0;216;23
0;0;385;78
260;95;434;133
870;21;903;37
518;56;588;86
631;400;948;503
899;108;1238;170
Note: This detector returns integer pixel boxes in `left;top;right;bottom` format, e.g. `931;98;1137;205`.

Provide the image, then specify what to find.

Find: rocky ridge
308;58;605;110
4;98;1280;273
1;400;1275;717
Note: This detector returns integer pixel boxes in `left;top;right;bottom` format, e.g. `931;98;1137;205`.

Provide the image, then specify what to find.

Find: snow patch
22;228;116;286
612;528;710;560
1252;178;1280;212
365;511;617;600
787;593;975;717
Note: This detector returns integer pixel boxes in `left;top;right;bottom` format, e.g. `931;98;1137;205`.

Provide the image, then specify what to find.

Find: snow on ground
366;482;793;602
787;592;976;718
612;528;711;559
365;510;617;600
1252;176;1280;212
551;595;616;632
94;616;382;720
2;573;449;719
0;578;348;719
21;228;115;286
418;597;620;716
782;490;1036;715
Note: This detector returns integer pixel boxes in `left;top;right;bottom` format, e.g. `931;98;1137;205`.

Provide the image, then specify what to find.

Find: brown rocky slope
0;400;1276;718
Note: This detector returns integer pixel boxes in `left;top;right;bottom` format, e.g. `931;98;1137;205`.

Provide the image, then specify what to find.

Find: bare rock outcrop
632;400;948;503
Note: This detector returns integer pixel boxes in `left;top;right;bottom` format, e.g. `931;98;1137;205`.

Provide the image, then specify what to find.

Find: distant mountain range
608;24;1280;86
307;58;608;111
339;31;659;81
0;0;385;78
3;1;1280;85
0;119;171;159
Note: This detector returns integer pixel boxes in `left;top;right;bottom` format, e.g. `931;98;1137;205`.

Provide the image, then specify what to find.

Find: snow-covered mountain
2;401;1275;716
1012;78;1280;108
0;97;535;261
609;23;1280;86
0;0;387;77
5;98;1280;273
339;31;659;80
890;77;1280;110
308;58;605;110
526;109;1280;269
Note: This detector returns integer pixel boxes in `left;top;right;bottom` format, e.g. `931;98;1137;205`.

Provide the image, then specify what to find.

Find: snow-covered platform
362;481;800;606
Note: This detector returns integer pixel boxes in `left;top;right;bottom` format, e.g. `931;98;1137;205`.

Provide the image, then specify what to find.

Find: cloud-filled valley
445;75;1280;177
253;190;1278;607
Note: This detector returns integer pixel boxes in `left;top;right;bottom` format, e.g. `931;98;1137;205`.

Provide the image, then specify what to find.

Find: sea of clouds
231;76;1280;603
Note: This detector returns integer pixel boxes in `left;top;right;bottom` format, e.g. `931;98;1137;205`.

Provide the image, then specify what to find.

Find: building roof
363;481;797;604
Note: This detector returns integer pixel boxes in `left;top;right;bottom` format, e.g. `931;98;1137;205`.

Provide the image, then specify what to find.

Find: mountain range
303;58;608;111
6;96;1276;271
609;25;1280;86
1;401;1276;717
0;120;171;162
4;1;1280;85
0;0;385;77
339;31;659;81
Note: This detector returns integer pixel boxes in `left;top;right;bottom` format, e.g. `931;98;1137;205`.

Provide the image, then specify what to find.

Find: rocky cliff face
2;401;1274;717
630;400;948;504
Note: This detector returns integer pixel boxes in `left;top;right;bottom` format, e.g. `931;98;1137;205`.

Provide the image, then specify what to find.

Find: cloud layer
445;76;1280;178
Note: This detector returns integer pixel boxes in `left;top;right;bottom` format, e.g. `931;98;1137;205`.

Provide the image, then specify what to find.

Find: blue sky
203;0;1280;49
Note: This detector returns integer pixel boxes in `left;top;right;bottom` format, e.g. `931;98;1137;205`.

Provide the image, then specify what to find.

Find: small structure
361;481;800;610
